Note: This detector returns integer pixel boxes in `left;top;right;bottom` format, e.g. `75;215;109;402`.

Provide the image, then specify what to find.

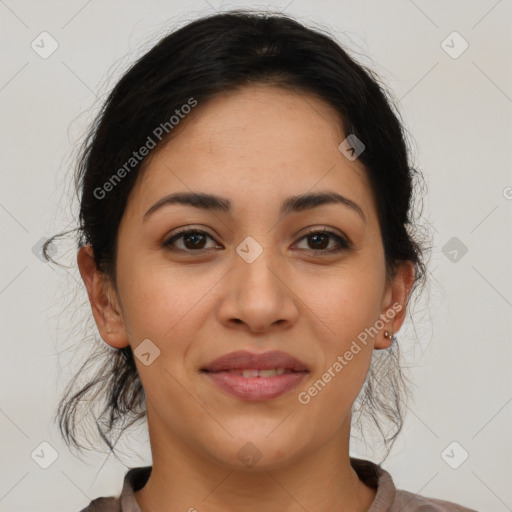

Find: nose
216;247;300;334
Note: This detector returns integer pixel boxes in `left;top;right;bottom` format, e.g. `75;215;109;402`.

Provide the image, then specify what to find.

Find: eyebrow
143;191;365;222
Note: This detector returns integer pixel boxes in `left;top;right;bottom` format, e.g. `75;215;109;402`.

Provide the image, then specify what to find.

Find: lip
203;371;308;401
201;350;309;372
201;350;309;402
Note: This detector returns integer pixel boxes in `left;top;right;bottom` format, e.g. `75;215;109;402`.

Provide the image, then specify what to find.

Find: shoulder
78;496;121;512
349;457;477;512
391;489;479;512
77;465;151;512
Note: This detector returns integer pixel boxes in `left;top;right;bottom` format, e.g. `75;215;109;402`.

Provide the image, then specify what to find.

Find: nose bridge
234;236;281;297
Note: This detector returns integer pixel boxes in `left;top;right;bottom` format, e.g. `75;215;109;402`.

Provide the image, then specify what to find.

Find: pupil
185;233;205;249
310;234;328;250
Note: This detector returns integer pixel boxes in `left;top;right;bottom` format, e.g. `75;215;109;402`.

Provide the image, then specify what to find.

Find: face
81;84;412;471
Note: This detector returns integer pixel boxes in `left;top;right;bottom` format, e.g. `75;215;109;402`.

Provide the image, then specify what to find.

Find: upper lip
201;350;309;372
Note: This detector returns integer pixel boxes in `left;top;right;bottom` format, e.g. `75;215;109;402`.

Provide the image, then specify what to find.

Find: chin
204;434;306;473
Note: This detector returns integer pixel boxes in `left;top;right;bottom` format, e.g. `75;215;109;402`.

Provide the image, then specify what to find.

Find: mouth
202;368;304;377
200;350;309;401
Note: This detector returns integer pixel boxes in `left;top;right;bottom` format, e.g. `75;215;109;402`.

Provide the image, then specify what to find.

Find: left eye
162;228;350;254
294;229;350;254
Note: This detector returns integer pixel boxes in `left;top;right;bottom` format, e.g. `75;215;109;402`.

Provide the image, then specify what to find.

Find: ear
374;260;416;350
77;244;130;349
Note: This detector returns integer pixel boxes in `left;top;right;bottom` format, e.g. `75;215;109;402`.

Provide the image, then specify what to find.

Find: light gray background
1;1;511;511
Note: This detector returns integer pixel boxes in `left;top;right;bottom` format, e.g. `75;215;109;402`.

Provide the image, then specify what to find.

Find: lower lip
202;371;308;401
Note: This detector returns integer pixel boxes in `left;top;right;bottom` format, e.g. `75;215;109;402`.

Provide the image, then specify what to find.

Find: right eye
162;229;222;253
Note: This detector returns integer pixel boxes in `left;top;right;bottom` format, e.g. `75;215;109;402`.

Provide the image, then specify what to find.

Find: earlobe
382;330;395;349
76;244;130;349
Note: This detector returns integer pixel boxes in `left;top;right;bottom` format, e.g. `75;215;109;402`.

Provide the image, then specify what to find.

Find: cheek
296;277;379;424
117;263;208;399
297;266;382;397
303;266;383;338
117;257;219;349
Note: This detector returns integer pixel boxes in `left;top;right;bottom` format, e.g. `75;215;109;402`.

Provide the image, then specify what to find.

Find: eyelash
162;227;351;256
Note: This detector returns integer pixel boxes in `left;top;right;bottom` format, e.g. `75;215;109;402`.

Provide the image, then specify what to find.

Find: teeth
239;368;287;378
242;369;260;378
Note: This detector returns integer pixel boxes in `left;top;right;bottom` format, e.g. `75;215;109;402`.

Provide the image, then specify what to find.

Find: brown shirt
79;457;478;512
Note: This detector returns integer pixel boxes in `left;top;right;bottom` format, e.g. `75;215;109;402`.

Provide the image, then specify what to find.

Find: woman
47;9;477;512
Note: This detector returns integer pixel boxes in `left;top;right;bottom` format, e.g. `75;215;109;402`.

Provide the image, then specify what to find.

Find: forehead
128;85;377;227
167;84;346;157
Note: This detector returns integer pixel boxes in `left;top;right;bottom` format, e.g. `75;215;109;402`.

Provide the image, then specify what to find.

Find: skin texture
78;84;415;512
